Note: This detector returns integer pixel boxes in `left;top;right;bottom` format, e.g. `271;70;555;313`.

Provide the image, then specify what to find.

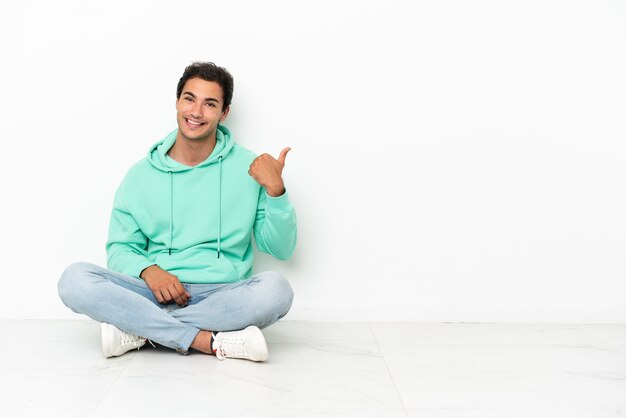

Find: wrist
267;189;285;197
140;264;158;280
266;182;285;197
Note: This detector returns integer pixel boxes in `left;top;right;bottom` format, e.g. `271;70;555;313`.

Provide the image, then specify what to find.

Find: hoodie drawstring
169;171;173;256
217;156;223;259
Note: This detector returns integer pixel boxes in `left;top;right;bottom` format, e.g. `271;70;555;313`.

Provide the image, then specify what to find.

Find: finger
250;154;265;166
173;282;188;305
248;168;258;180
161;289;174;304
153;290;165;304
278;147;291;165
168;284;184;305
172;291;185;306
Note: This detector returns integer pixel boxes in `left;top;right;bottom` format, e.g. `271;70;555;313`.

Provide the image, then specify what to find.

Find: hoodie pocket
154;247;240;283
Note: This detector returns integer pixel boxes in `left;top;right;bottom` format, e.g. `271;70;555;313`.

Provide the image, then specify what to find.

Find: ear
220;105;230;122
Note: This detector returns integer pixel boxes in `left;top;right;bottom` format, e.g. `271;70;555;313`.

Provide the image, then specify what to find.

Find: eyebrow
182;91;220;103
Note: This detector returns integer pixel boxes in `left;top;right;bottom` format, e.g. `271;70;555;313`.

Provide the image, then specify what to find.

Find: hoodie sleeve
253;189;297;260
105;181;155;278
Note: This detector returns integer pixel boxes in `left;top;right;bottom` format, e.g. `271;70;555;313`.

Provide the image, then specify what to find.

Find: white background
0;0;624;322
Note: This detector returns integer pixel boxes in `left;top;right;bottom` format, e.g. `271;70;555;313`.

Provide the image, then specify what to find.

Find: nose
190;101;204;118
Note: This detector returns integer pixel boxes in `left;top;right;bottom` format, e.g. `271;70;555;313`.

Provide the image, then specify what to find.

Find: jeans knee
58;261;95;306
261;271;294;316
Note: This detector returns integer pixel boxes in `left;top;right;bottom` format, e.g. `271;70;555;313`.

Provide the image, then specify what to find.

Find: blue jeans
58;262;294;353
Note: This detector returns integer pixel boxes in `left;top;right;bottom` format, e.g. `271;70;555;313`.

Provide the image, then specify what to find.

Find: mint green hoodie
106;125;297;284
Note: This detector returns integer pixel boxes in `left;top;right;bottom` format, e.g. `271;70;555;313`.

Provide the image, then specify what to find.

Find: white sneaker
212;326;268;362
101;322;146;358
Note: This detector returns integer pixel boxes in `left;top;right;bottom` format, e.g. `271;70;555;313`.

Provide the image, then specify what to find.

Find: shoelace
214;336;247;360
120;331;148;349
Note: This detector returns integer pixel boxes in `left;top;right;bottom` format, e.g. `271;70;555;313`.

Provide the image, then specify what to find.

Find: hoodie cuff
135;260;157;279
265;190;293;213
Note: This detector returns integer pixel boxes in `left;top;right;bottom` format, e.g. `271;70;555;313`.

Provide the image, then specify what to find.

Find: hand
140;265;191;306
248;147;291;197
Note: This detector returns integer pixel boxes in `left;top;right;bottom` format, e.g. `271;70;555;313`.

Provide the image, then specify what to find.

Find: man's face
176;77;229;142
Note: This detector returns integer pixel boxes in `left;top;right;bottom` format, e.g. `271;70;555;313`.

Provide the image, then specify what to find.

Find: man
58;62;296;362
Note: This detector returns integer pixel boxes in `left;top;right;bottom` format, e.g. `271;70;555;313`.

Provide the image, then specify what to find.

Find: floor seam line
370;322;409;417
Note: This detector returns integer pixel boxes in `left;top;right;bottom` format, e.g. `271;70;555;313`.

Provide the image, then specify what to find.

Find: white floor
0;320;625;417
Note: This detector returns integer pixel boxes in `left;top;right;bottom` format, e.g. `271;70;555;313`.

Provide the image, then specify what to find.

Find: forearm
254;192;297;260
106;244;154;278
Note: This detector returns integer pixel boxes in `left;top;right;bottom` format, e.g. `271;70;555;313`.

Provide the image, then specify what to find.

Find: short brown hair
176;62;234;110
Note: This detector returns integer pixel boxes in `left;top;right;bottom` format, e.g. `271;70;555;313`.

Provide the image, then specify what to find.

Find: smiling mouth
185;118;206;127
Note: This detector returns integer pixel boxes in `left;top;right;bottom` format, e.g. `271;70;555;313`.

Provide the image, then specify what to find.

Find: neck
168;131;217;166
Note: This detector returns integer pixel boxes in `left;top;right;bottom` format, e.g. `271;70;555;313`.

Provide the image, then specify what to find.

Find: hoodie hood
147;124;235;172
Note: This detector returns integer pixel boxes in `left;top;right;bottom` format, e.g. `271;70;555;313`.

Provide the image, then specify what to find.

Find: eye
184;97;193;102
205;102;216;107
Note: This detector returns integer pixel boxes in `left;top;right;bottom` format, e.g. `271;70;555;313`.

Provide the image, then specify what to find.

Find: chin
180;128;208;141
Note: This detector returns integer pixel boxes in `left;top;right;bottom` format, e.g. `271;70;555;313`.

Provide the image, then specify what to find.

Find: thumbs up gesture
248;147;291;197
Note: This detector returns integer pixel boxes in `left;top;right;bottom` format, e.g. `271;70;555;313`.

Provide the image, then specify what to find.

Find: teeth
187;119;203;126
